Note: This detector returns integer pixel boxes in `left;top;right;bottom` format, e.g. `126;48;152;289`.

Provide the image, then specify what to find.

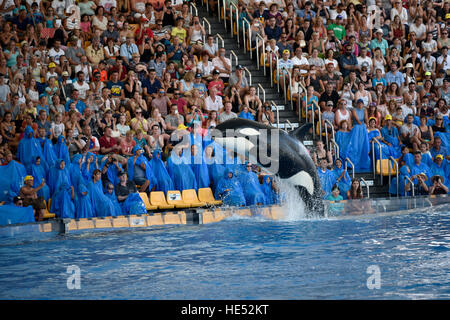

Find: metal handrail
215;34;224;48
222;0;227;29
257;83;265;102
230;50;238;70
404;176;415;197
286;119;294;131
243;66;252;85
205;0;209;13
323;119;335;154
190;2;198;16
311;100;321;140
242;17;251;55
217;0;221;22
389;156;399;197
360;178;370;198
344;157;355;179
298;82;306;123
330;139;340;165
229;2;239;44
271;101;280;128
371;137;383;184
202;17;211;34
281;67;291;105
255;33;266;75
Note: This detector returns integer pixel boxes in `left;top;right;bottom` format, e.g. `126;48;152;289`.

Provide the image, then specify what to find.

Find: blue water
0;208;449;299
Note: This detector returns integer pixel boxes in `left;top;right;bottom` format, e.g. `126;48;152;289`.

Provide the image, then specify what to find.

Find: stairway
196;4;392;198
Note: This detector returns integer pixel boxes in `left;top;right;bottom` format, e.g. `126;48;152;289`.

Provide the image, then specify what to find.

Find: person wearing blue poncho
261;175;280;205
317;158;336;199
105;182;125;216
332;159;351;200
81;152;99;183
30;157;50;202
410;152;433;195
114;173;146;215
224;149;245;175
36;127;57;172
335;122;371;172
74;181;94;219
419;142;434;168
69;154;84;190
367;117;398;162
215;169;246;207
127;146;157;192
430;155;448;186
101;155;124;188
17;126;44;174
167;146;198;191
51;181;75;219
88;169;119;217
389;164;412;196
399;146;415;169
238;163;266;205
54;135;71;166
149;149;174;194
204;144;225;193
381;114;402;158
190;144;210;190
48;159;72;196
238;105;255;121
0;153;27;203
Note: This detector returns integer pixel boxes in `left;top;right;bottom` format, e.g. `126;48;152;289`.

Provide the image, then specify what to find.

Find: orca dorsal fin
288;123;313;141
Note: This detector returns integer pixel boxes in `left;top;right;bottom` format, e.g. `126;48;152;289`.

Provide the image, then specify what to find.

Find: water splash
276;178;308;221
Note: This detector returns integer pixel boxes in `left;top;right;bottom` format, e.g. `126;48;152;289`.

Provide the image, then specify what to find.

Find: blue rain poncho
69;154;84;190
120;193;146;215
167;149;198;191
332;160;351;200
41;138;57;171
48;159;72;196
149;150;174;194
261;175;277;205
88;179;119;217
75;182;94;219
368;129;397;161
421;153;433;168
54;135;71;166
17;126;44;174
190;131;203;149
127;147;157;191
389;165;412;196
0;160;27;203
399;152;415;169
336;124;371;172
317;167;336;199
51;182;75;218
410;161;433;186
0;204;35;225
380;126;401;158
204;143;226;193
191;149;211;189
30;157;50;202
105;161;124;187
214;169;246;206
430;162;448;186
238;167;266;205
81;152;99;183
104;183;124;216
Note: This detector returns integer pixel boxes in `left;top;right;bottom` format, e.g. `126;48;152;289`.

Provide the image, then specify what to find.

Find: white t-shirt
437;54;450;71
212;57;231;78
357;56;373;71
291;55;309;74
73;81;90;99
48;48;65;64
100;0;117;12
409;23;427;39
205;95;223;112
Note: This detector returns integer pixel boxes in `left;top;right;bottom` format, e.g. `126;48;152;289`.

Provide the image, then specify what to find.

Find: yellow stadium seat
150;191;175;210
166;191;191;209
181;189;206;208
198;188;222;206
139;192;158;211
43;199;55;219
376;159;398;176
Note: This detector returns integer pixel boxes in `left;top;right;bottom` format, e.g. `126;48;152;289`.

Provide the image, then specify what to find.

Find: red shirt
135;27;154;45
99;136;117;154
170;97;187;115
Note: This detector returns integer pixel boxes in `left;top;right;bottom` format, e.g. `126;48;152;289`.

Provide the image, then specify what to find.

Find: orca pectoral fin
289;123;313;141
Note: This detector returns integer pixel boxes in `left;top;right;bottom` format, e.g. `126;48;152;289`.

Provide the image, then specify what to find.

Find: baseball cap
177;124;188;130
326;101;334;106
436;154;444;160
385;114;392;121
425;71;432;76
405;63;413;69
236;64;244;70
282;49;290;55
356;98;364;104
376;28;383;34
369;102;377;107
13;196;23;204
24;175;34;182
336;15;343;19
62;71;69;77
195;73;202;78
48;62;56;68
212;69;220;75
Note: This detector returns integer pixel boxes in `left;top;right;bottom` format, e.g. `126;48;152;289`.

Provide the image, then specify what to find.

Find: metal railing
360;178;370;198
311;100;321;140
217;0;221;22
404;176;415;197
345;158;355;179
298;82;306;124
330;139;340;164
286;119;294;131
215;34;224;48
202;17;211;34
323;119;335;157
257;83;265;102
281;67;291;105
190;2;198;16
389;156;399;197
229;1;239;44
242;17;251;55
371;138;383;184
271;101;280;128
222;0;227;29
243;66;252;86
255;34;266;75
229;50;238;70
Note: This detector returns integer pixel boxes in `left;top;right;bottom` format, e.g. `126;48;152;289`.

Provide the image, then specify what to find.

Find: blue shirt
430;146;448;159
370;38;389;56
339;53;358;78
372;77;387;88
264;25;282;41
385;71;405;87
120;43;139;61
65;99;87;114
36;104;50;116
142;78;161;96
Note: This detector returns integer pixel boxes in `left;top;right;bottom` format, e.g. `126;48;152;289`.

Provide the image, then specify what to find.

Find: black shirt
115;180;138;202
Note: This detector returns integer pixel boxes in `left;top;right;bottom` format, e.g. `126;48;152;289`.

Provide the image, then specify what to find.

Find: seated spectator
19;175;47;221
219;101;238;123
258;102;274;125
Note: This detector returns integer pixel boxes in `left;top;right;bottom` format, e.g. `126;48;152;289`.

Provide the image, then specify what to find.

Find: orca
212;118;324;216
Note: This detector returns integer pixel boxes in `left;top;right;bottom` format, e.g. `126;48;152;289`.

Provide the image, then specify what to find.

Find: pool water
0;207;449;299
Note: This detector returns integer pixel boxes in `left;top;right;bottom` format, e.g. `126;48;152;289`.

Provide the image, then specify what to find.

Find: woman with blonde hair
178;71;195;95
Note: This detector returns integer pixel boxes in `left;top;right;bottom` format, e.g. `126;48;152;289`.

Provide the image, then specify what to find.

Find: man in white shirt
204;86;223;112
291;47;309;75
437;46;450;72
212;47;231;82
48;40;65;64
357;47;373;74
72;71;90;100
409;17;427;41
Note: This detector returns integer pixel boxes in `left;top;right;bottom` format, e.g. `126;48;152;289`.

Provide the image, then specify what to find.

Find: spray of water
275;178;309;221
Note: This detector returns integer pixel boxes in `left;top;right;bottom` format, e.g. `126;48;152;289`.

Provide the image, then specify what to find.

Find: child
420;142;433;167
392;106;404;129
